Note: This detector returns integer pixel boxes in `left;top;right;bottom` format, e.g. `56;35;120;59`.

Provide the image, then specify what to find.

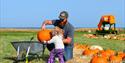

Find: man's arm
41;20;53;29
63;26;74;44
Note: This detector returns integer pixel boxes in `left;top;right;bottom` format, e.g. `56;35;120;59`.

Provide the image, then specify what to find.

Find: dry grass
0;28;39;32
0;28;124;32
75;28;125;33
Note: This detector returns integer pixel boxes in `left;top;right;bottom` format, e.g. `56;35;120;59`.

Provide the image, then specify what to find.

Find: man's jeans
64;46;73;61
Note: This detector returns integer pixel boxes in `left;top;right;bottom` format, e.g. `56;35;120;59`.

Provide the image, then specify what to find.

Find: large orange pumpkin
109;55;122;63
91;55;108;63
118;52;125;59
82;49;99;56
37;29;51;43
101;49;115;59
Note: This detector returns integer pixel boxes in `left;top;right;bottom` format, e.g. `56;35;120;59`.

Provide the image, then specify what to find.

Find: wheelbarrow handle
17;46;20;56
26;46;31;57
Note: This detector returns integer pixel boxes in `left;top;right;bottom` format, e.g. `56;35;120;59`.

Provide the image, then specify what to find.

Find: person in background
41;11;74;61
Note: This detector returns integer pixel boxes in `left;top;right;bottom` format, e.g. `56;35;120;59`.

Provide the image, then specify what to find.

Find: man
41;11;74;61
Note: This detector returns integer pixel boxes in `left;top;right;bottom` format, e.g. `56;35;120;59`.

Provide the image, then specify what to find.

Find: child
44;26;65;63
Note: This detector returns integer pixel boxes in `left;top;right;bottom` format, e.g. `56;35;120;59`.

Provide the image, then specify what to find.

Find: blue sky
0;0;125;28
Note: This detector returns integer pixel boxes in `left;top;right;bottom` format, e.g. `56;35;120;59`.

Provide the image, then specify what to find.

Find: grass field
0;29;125;63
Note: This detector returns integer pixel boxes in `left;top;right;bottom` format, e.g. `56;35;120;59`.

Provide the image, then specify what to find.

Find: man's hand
42;24;46;30
63;37;72;44
41;20;53;30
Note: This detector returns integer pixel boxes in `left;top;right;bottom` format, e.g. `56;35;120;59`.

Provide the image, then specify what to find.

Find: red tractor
96;15;117;35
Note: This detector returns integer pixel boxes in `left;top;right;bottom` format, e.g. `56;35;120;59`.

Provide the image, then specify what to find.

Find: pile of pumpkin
67;43;125;63
83;34;98;39
84;49;125;63
104;34;125;41
83;34;125;41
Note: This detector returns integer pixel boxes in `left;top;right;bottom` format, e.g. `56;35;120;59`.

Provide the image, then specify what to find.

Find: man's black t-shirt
52;19;74;47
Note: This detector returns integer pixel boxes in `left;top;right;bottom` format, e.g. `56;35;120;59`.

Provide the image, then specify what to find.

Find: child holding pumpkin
44;26;65;63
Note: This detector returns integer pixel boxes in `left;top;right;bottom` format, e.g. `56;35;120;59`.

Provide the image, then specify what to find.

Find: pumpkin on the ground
117;52;125;60
74;43;89;50
91;55;108;63
101;49;115;59
82;49;99;56
109;55;122;63
37;29;51;43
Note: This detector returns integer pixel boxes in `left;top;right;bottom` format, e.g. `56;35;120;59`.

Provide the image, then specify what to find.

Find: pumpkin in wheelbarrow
37;29;52;43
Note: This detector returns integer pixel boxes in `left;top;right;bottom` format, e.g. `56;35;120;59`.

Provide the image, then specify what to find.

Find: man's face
59;18;67;26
